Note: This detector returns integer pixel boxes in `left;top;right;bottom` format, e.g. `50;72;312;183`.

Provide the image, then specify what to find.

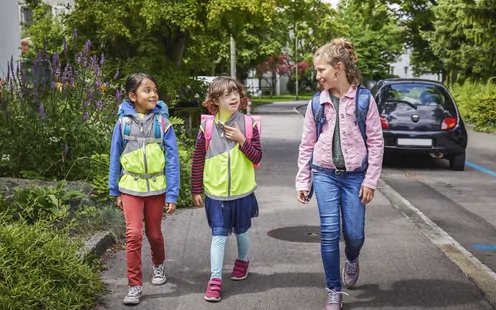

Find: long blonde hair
314;38;362;86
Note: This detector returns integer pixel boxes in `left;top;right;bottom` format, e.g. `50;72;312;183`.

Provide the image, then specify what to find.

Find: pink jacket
296;86;384;191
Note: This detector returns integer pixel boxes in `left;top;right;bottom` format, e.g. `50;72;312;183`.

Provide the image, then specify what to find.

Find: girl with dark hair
108;73;180;305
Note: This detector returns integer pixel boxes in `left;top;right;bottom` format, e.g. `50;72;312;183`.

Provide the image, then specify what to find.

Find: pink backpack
201;114;262;168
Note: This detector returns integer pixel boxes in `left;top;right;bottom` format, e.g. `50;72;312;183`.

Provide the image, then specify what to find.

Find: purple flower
95;81;101;89
84;40;91;55
96;100;102;109
39;104;45;120
100;53;105;65
113;70;119;80
51;81;57;88
115;90;122;100
83;112;89;121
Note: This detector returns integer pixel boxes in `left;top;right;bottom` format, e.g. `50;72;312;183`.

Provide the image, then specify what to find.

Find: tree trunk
169;29;189;67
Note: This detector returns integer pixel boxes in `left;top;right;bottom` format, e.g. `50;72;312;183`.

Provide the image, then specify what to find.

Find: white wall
390;48;441;81
0;0;21;77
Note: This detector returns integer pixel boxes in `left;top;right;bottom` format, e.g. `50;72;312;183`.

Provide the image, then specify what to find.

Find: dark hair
202;76;248;114
125;73;158;98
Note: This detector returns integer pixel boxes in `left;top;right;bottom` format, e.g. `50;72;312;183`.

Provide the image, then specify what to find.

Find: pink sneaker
230;259;249;280
204;278;222;302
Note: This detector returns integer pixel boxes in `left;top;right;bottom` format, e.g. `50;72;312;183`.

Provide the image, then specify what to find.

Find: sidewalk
99;102;491;309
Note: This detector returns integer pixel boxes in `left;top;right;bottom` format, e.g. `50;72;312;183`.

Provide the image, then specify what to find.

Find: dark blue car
371;78;468;171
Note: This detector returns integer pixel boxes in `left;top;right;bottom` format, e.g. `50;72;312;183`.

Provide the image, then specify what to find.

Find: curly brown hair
314;38;362;86
202;76;249;114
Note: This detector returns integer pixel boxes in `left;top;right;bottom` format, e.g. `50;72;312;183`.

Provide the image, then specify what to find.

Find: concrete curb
84;231;116;257
378;179;496;309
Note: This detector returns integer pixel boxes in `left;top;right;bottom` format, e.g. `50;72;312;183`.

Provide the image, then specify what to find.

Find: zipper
220;124;231;197
140;120;151;192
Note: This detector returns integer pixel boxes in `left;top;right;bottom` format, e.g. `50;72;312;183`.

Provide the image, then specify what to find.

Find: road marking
466;161;496;178
473;244;496;251
378;179;496;308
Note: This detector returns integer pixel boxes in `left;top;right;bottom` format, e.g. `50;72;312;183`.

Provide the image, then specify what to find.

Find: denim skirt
205;193;259;236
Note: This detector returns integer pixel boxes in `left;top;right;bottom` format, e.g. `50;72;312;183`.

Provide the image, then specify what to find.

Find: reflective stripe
123;170;165;180
123;135;162;143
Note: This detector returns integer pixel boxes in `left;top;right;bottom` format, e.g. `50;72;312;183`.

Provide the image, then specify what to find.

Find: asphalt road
97;101;492;310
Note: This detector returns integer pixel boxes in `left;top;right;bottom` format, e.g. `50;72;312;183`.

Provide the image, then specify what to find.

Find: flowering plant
0;32;121;180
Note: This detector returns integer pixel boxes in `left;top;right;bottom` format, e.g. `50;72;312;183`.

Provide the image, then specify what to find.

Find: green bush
0;180;86;225
0;222;104;310
450;78;496;132
71;202;125;241
0;39;119;181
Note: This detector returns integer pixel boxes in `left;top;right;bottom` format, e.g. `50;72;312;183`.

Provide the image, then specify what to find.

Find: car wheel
449;152;466;171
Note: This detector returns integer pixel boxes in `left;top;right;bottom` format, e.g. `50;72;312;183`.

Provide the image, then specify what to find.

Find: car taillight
441;117;457;130
380;115;389;129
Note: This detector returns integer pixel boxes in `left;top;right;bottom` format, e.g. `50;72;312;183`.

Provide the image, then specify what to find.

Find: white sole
151;276;167;285
204;296;221;302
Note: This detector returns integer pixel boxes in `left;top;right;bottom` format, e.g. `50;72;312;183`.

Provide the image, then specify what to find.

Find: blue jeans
313;170;366;290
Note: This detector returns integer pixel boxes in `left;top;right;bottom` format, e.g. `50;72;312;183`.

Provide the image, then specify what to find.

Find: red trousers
122;193;166;286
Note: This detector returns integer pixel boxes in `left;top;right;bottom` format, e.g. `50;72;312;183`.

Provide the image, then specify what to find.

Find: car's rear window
377;83;456;111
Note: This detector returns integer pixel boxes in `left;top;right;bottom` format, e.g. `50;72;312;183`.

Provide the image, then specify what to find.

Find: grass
251;93;314;106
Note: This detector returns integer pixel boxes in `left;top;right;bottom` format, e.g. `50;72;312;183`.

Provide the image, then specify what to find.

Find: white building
0;0;21;77
389;48;441;81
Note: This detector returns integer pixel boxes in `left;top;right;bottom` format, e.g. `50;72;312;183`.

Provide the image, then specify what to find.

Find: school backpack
312;85;370;143
117;100;170;151
201;113;262;168
307;85;370;200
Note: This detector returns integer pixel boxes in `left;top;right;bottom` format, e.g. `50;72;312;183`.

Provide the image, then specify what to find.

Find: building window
20;5;34;27
390;66;395;75
404;66;408;75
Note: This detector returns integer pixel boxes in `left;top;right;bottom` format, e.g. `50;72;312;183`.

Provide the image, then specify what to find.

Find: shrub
0;222;104;310
0;180;86;225
0;37;120;181
450;78;496;132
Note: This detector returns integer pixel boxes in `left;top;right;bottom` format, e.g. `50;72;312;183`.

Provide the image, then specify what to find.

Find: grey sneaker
324;288;348;310
123;286;142;305
342;257;360;288
151;263;167;285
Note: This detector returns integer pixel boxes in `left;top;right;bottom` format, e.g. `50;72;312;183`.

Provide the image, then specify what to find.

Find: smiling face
128;78;159;113
314;56;344;91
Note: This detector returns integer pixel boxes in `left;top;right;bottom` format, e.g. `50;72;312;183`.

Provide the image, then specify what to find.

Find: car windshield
377;83;456;112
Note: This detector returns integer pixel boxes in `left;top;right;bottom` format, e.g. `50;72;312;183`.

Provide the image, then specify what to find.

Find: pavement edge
83;231;116;257
378;178;496;309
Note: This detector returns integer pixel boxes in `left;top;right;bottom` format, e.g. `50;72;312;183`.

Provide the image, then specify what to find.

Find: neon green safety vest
118;113;171;196
202;111;257;201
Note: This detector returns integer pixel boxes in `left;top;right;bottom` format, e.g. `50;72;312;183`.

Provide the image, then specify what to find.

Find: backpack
307;86;370;200
312;85;370;143
201;113;262;168
117;100;170;151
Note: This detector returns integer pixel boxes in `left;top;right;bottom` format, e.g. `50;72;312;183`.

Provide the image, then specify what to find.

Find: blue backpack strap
311;91;326;139
355;85;370;142
120;116;131;152
154;114;165;149
355;85;371;171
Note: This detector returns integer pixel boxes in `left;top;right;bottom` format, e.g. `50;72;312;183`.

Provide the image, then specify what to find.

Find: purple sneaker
204;278;222;302
324;288;348;310
342;257;360;288
231;259;249;280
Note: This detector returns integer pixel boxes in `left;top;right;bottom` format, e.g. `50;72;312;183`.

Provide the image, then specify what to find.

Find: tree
336;0;405;83
64;0;277;103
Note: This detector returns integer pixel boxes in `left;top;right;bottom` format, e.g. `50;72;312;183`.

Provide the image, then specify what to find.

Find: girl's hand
193;194;204;208
359;186;375;204
115;196;123;210
224;122;246;144
297;190;310;204
165;203;176;213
